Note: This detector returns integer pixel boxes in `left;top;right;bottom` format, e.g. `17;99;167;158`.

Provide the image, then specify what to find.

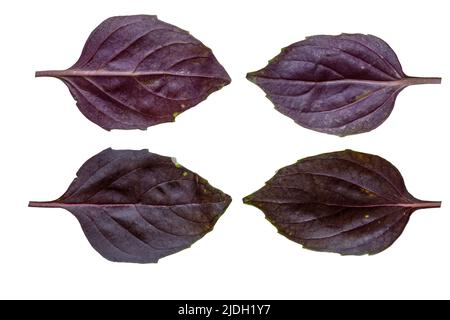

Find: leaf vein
293;207;406;240
99;28;176;69
134;205;202;237
133;42;197;72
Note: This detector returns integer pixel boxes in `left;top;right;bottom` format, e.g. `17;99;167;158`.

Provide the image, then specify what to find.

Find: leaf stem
28;201;59;208
405;77;442;85
415;201;442;209
35;70;65;78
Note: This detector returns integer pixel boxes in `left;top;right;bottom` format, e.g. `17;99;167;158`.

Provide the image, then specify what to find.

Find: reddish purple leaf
244;150;441;255
36;15;231;130
247;34;441;136
29;148;231;263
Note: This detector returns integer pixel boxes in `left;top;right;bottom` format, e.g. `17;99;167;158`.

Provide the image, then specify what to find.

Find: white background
0;0;448;299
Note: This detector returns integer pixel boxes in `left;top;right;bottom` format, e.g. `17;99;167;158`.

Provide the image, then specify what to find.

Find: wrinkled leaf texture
247;34;441;136
244;150;441;255
29;148;231;263
36;15;231;130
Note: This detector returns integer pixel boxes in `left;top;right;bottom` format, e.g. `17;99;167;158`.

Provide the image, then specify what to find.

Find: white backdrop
0;0;448;299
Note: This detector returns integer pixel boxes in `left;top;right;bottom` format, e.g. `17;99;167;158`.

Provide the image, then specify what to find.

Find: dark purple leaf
29;148;231;263
243;150;441;255
247;34;441;136
36;15;231;130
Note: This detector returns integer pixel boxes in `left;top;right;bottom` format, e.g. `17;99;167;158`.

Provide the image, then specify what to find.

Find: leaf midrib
35;69;227;80
248;75;441;87
28;200;229;208
246;199;441;209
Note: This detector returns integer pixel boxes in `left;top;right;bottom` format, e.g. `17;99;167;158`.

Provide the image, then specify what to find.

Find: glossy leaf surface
36;15;231;130
29;148;231;263
244;150;441;255
247;34;440;136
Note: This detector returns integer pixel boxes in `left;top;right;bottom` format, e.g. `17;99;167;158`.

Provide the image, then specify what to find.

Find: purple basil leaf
244;150;441;255
29;148;231;263
247;34;441;136
36;15;231;130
